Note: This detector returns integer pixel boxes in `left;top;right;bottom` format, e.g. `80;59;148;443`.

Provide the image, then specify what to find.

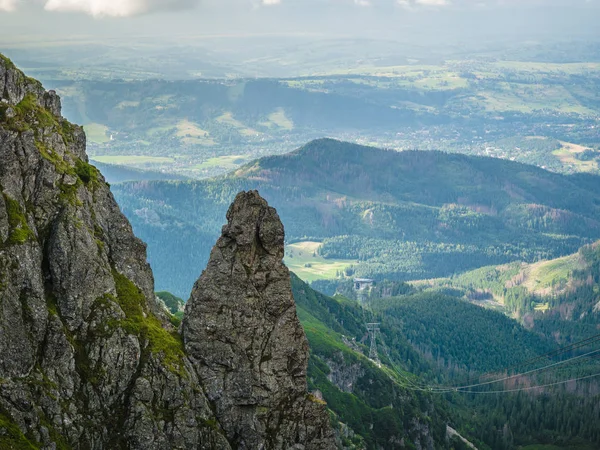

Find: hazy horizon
1;1;599;43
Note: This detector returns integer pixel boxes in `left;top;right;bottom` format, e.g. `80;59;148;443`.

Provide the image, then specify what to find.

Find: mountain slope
290;273;447;449
0;54;334;450
369;287;600;449
113;138;600;297
0;52;229;449
290;272;600;449
415;240;600;343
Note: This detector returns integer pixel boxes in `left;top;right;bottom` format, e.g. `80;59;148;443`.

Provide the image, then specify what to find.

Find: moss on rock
2;194;35;245
74;159;100;185
0;53;16;70
112;270;185;375
11;93;54;132
0;412;40;450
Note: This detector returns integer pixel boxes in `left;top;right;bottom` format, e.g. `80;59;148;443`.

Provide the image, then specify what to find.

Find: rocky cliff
0;54;334;449
183;191;335;449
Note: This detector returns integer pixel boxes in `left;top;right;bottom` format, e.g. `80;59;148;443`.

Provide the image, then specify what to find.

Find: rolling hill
413;240;600;343
112;138;600;297
290;273;600;449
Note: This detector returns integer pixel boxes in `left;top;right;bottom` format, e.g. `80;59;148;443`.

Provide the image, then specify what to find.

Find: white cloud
398;0;449;7
0;0;18;12
41;0;282;17
43;0;200;17
416;0;449;4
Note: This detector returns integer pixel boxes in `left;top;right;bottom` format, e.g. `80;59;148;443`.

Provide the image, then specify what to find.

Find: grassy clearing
319;64;442;78
284;241;358;283
410;251;586;310
146;125;176;137
477;84;592;115
259;108;294;130
491;61;600;74
521;253;586;295
216;112;261;137
412;73;470;90
552;141;599;173
83;123;110;144
175;119;216;146
91;155;175;165
191;155;250;171
306;65;471;91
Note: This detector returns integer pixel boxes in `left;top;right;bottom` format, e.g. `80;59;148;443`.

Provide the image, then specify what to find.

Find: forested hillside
113;139;600;297
291;274;447;449
289;274;600;449
415;240;600;343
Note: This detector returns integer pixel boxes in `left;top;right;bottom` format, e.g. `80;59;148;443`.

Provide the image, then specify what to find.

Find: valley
6;45;597;180
112;139;600;298
2;21;600;449
106;135;600;448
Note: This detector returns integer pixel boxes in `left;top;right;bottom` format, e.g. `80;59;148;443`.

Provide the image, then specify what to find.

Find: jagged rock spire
1;53;334;449
0;54;230;450
184;190;336;449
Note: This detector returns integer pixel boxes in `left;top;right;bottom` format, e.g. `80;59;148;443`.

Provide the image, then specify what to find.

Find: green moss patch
2;194;35;245
4;91;80;167
170;312;183;328
46;294;59;317
0;67;87;188
51;158;101;206
34;141;72;175
74;160;100;185
59;121;77;144
39;419;70;450
0;53;16;70
112;270;186;375
0;412;40;450
12;93;55;131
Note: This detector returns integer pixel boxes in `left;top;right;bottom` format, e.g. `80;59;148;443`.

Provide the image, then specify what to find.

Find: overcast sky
0;0;598;42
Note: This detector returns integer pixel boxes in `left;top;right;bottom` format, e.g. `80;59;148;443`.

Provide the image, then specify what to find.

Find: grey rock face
0;54;230;449
1;55;335;449
325;356;365;394
184;190;336;449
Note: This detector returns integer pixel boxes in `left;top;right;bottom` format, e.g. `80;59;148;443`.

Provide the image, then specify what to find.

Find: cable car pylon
366;323;381;367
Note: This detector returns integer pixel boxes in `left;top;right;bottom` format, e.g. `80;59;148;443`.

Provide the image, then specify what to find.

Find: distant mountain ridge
113;138;600;297
91;161;189;184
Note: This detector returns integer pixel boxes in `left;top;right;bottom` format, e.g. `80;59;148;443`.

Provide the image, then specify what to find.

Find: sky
0;0;596;18
0;0;598;45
